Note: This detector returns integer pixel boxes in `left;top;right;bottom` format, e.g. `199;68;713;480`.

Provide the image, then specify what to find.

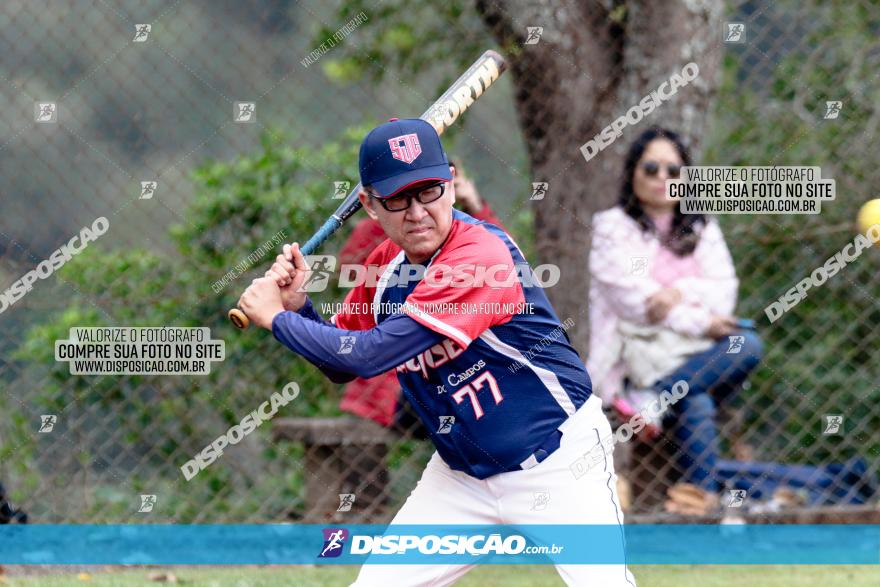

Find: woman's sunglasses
641;161;682;178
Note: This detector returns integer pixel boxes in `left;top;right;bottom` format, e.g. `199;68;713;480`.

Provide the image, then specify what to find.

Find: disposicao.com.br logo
318;528;561;557
298;255;561;292
318;528;349;558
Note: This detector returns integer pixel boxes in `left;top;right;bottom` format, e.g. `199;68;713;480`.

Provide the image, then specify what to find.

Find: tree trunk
476;0;722;355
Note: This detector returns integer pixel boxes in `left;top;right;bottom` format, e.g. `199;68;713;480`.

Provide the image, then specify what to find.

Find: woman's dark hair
619;127;705;256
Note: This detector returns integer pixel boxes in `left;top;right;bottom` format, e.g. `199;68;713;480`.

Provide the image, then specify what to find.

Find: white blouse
586;206;739;402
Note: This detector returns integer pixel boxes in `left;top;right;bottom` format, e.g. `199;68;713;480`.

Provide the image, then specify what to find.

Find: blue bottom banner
1;524;878;565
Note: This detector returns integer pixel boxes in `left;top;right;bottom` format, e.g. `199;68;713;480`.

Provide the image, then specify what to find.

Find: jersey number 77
452;372;503;419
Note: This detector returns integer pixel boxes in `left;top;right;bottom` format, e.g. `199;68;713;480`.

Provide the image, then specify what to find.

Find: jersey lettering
396;339;466;379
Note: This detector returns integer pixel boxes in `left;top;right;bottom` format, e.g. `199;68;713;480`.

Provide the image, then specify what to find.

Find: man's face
359;166;456;264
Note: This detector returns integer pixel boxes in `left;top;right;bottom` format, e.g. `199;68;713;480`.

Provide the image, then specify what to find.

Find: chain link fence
0;0;877;525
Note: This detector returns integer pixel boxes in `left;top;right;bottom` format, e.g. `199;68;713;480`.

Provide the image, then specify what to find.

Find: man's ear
358;190;380;220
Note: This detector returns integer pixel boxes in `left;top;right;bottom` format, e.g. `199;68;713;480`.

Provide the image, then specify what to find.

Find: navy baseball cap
358;118;452;198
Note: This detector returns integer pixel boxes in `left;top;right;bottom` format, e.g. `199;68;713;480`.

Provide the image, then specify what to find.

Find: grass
3;565;879;586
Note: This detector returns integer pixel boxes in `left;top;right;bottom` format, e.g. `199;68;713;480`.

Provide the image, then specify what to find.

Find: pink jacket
586;207;739;403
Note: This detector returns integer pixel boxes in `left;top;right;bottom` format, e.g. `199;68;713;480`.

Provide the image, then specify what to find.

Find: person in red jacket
337;160;507;437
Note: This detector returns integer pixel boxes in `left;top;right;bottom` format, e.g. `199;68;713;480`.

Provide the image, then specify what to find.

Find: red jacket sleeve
332;240;401;331
339;219;387;265
470;202;507;233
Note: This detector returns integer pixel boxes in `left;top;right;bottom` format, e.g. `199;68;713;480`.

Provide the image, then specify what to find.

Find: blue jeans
651;331;875;504
653;329;762;493
714;456;875;505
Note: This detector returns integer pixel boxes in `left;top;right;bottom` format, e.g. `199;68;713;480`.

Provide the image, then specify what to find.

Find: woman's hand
705;315;738;339
453;173;483;213
645;288;682;323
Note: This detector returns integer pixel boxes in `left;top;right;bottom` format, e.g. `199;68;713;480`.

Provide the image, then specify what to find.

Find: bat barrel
419;50;507;136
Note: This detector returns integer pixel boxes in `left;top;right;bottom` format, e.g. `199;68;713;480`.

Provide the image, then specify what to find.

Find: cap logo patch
388;133;422;164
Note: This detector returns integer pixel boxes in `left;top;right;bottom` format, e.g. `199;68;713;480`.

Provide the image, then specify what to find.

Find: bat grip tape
301;216;343;255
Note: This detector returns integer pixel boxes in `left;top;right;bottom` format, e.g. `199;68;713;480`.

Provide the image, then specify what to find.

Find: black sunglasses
370;182;446;212
641;161;682;178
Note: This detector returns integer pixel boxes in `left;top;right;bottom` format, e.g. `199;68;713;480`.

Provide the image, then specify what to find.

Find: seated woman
587;127;872;511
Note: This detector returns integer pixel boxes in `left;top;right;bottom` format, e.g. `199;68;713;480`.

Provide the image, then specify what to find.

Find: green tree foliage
704;0;880;463
11;125;373;521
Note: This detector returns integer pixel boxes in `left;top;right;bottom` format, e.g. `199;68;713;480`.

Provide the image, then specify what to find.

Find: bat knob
228;308;250;329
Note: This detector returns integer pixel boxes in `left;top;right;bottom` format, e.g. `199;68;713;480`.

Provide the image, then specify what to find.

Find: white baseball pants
351;394;637;586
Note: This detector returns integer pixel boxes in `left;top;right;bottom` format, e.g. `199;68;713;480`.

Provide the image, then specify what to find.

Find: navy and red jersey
327;210;592;478
336;204;508;427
